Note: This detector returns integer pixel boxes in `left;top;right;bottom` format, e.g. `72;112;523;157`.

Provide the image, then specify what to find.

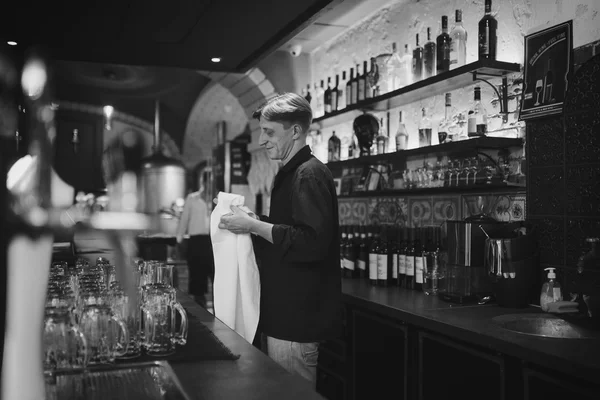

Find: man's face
258;119;296;161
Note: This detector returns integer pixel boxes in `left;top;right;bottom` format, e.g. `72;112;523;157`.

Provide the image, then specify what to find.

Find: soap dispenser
540;267;562;311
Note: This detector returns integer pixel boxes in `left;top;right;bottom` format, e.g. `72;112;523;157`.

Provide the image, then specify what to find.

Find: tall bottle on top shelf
438;93;452;144
450;9;467;69
352;64;360;104
358;61;367;102
423;27;437;79
386;42;403;92
328;130;341;162
478;0;497;60
331;75;339;112
376;116;388;155
418;107;432;147
395;110;409;150
324;77;332;115
467;86;488;137
338;70;348;110
436;15;452;74
413;33;424;82
400;44;413;87
346;68;354;107
316;80;325;118
366;57;378;99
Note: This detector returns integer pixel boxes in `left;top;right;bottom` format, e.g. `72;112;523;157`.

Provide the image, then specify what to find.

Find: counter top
171;292;325;400
341;279;600;385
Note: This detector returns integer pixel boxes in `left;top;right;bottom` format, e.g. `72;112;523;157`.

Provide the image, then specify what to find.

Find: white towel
210;192;261;343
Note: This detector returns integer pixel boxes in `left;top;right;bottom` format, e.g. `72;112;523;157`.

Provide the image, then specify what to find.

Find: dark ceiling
1;0;332;72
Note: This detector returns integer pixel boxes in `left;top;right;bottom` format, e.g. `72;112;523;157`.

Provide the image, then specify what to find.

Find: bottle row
340;224;447;295
326;87;491;163
304;0;498;119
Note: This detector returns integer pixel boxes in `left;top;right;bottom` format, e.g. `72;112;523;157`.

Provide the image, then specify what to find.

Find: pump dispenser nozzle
544;267;557;279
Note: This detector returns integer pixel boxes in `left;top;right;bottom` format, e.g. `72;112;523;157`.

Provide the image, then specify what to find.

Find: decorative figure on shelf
352;113;379;156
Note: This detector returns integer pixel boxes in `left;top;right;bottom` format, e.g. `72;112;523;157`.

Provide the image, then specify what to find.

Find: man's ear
292;125;302;139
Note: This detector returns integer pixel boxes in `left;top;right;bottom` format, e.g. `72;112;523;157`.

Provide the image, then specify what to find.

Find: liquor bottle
357;60;367;102
305;84;312;105
377;226;388;287
414;228;424;291
346;68;354;107
423;27;437;79
331;74;339;112
352;64;360;104
438;93;452;144
405;228;415;289
338;70;348;110
544;58;554;103
357;226;368;279
376;116;388;155
348;132;358;159
313;83;320;117
412;34;424;82
386;42;403;91
478;0;497;60
395;110;409;151
368;229;380;286
344;230;357;278
418;107;432;147
316;80;325;118
397;227;407;287
400;44;413;87
328;130;341;162
324;77;332;114
390;228;399;284
436;15;452;74
449;9;467;70
467;86;487;137
366;57;378;99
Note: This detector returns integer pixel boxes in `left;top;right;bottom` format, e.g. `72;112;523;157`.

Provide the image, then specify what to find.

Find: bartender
176;173;214;308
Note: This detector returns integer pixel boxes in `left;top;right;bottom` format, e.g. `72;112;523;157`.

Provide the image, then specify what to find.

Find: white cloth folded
210;192;260;343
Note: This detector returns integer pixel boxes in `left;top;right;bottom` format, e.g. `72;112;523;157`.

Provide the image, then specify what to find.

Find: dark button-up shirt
254;145;342;342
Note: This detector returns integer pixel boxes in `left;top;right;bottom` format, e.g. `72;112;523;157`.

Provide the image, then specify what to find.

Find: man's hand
219;205;256;234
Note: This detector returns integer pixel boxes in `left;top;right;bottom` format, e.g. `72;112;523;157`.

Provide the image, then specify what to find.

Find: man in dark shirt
218;92;342;388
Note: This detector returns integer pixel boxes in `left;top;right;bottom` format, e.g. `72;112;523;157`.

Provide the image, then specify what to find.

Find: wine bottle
397;227;407;287
368;229;380;285
436;15;452;74
390;228;399;284
405;228;415;289
346;68;354;107
412;34;424;82
423;27;437;79
478;0;497;60
414;228;424;291
366;57;378;99
316;80;325;118
340;227;347;273
358;61;367;102
338;70;347;110
352;64;360;104
376;116;388;155
344;230;357;278
449;9;467;69
467;87;488;137
328;130;341;162
357;226;368;279
395;110;409;151
377;227;388;287
331;74;339;112
324;77;332;114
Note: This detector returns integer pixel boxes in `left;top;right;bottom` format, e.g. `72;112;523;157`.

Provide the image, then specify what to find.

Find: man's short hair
252;92;313;133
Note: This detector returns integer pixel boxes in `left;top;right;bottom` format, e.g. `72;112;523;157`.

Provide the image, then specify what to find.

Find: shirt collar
279;145;313;175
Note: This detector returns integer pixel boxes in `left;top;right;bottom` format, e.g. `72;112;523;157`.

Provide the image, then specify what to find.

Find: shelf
326;137;523;169
311;60;522;130
338;183;526;198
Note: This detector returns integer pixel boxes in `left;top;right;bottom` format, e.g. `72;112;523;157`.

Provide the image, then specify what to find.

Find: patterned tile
529;217;565;267
527;117;564;167
432;196;461;225
565;164;600;217
564;110;600;165
461;194;500;219
407;197;433;227
565;218;600;268
368;197;408;226
564;52;600;113
528;166;564;217
509;194;527;221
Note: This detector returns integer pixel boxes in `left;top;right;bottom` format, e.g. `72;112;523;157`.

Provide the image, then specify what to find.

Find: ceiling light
211;57;221;63
7;41;17;46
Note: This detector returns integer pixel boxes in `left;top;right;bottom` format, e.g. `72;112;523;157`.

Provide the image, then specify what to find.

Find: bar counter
341;279;600;385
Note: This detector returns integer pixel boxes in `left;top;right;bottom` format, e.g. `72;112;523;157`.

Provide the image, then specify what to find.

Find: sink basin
492;313;600;339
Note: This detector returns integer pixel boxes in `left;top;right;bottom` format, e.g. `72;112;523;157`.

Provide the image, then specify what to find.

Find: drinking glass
43;307;88;371
79;304;129;364
534;79;543;106
109;289;142;359
423;251;447;296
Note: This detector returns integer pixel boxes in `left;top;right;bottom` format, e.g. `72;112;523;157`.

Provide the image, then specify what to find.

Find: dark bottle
368;228;380;286
405;228;415;290
305;84;312;105
397;227;407;287
391;228;400;284
331;74;339;112
357;226;369;279
414;228;424;291
340;226;347;274
478;0;497;60
344;230;357;278
377;226;389;287
351;64;360;105
358;60;367;102
544;58;554;103
412;33;424;82
324;77;332;114
423;27;437;79
436;15;452;74
346;68;355;106
327;131;341;162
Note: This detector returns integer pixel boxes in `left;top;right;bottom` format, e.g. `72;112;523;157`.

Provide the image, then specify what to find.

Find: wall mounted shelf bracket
472;71;509;123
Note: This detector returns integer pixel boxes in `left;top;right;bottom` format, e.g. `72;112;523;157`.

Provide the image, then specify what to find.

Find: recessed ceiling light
7;41;17;46
211;57;221;63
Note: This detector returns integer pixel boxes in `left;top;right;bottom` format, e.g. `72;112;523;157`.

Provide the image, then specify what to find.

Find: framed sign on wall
519;20;573;121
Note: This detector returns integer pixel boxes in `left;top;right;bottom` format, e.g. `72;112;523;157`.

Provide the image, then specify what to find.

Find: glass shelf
338;182;525;199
